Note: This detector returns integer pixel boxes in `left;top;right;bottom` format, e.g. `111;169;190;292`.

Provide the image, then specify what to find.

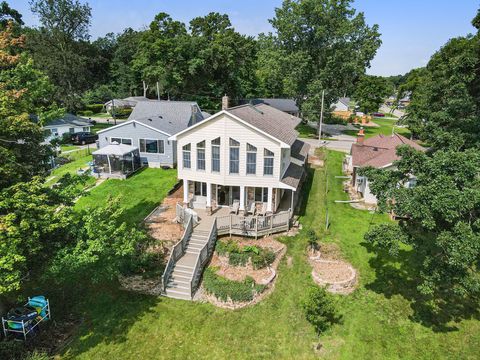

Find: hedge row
203;267;266;302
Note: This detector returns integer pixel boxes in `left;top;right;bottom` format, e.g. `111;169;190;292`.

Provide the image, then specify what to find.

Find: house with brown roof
169;96;310;216
344;130;425;204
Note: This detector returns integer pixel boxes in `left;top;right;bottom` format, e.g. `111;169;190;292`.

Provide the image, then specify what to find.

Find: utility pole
318;90;325;141
156;81;160;101
112;98;116;125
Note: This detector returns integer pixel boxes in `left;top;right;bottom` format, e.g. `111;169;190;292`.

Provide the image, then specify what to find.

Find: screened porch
92;143;142;179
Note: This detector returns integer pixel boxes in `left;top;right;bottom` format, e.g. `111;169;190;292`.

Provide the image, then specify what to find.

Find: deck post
255;216;258;240
183;179;189;206
229;214;232;238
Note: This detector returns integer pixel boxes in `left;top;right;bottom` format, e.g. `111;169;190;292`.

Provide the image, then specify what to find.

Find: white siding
44;125;91;141
176;113;287;188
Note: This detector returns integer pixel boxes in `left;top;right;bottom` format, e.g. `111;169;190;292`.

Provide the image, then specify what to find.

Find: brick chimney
357;127;365;145
222;95;229;110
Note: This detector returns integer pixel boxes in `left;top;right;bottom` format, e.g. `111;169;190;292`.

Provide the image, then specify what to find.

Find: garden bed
199;236;286;309
308;243;357;295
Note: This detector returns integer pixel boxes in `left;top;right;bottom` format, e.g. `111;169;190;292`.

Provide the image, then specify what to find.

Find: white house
344;130;425;205
169;101;310;215
43;114;92;142
331;97;350;112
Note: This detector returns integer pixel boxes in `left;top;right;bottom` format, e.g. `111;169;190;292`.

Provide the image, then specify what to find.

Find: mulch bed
308;243;357;295
198;236;287;309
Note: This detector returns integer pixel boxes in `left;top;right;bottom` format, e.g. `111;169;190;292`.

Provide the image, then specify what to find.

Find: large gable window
211;138;220;172
197;141;206;170
229;138;240;174
246;143;257;175
140;139;164;153
182;143;191;169
263;148;274;175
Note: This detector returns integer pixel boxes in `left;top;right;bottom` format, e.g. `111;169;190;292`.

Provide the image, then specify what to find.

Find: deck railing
162;215;193;292
190;218;217;297
216;209;291;238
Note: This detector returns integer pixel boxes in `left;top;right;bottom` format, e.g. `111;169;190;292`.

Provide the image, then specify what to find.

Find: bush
78;110;93;117
85;103;104;113
302;286;341;335
228;252;249;267
216;239;240;256
251;249;276;269
120;251;164;279
110;107;132;118
203;267;266;302
307;229;318;250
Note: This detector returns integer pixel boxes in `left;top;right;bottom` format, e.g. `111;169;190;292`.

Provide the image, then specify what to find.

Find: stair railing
190;218;217;297
162;215;193;292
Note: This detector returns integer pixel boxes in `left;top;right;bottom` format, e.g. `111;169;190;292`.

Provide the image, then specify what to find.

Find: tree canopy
353;75;389;114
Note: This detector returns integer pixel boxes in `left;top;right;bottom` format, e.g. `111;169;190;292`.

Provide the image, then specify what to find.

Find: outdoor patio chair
258;202;268;216
247;202;256;215
230;200;240;214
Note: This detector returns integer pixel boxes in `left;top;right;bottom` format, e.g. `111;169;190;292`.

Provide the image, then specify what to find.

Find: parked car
372;112;385;117
71;132;98;145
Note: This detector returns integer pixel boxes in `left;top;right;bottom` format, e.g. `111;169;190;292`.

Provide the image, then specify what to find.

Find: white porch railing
162;215;193;292
190;218;217;296
216;209;291;238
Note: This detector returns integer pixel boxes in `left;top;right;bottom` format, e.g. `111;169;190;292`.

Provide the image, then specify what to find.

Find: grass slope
61;152;479;359
74;168;177;224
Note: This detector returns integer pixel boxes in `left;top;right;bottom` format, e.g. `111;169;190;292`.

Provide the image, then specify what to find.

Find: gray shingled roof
251;98;299;113
44;113;91;128
130;100;205;135
291;139;310;163
281;163;305;189
227;104;301;146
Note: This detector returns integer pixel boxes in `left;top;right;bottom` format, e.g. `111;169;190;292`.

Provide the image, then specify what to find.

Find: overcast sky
10;0;479;76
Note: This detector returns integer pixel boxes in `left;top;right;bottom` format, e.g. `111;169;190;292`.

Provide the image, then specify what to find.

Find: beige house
170;102;309;216
344;130;425;205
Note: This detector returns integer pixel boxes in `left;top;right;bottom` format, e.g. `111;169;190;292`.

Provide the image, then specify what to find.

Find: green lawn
75;168;178;224
91;122;115;133
45;150;94;187
60;152;479;359
344;117;411;139
60;145;81;152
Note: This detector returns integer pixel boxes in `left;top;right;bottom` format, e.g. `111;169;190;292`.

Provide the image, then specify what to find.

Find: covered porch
182;181;296;216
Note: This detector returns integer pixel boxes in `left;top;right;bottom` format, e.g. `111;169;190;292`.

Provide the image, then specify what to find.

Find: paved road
302;122;356;153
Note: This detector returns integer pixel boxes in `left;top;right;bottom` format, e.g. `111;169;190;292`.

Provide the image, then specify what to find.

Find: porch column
239;186;245;212
267;187;273;212
291;190;295;211
206;182;212;215
183;179;189;205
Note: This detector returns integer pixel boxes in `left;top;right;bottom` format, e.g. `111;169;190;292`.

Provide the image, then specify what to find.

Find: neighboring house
104;96;150;112
240;98;300;116
170;102;310;215
331;97;350;112
43;113;92;142
331;97;352;119
344;130;425;205
96;100;206;168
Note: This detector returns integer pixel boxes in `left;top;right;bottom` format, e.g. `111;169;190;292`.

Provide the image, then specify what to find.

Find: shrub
78;110;93;117
251;249;276;269
120;251;164;279
228;252;249;267
242;245;260;254
307;229;318;250
85;103;104;113
302;286;341;335
203;267;266;302
216;239;240;256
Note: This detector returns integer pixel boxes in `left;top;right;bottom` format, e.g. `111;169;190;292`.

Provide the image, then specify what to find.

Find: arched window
229;138;240;174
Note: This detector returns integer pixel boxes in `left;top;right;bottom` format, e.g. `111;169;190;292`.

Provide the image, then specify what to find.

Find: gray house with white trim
96;100;207;168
